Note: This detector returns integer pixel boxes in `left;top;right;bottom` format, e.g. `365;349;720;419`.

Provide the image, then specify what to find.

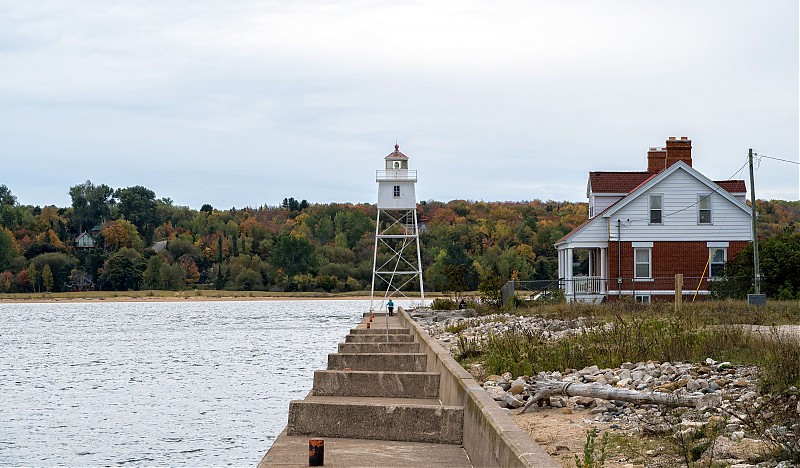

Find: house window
649;194;663;224
709;247;726;277
635;294;651;304
393;185;400;198
634;248;651;278
698;194;712;224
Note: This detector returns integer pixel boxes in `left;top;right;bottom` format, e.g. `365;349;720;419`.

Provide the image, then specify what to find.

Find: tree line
0;181;798;298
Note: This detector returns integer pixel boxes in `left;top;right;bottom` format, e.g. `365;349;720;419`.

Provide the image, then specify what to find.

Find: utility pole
748;149;761;296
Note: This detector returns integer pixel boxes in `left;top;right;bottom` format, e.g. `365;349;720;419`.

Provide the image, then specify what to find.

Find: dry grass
458;300;800;393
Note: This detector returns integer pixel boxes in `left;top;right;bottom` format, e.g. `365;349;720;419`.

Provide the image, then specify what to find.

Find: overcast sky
1;1;797;210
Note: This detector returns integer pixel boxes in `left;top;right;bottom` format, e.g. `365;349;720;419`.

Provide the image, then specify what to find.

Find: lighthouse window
393;186;400;198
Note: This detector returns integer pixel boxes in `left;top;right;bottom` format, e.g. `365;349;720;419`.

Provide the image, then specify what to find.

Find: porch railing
502;275;754;307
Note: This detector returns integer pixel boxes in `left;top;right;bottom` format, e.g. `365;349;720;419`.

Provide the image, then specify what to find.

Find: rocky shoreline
411;308;800;467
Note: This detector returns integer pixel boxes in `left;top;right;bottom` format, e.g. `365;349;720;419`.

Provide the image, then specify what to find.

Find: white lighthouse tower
370;144;425;311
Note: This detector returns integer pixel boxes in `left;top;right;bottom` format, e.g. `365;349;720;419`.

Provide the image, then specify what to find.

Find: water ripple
0;299;376;465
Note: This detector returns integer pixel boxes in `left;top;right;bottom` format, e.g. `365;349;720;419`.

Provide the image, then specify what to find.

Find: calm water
0;299;386;466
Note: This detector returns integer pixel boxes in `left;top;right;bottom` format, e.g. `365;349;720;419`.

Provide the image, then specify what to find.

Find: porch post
600;248;608;294
566;248;573;280
558;249;563;279
566;247;574;299
588;249;594;277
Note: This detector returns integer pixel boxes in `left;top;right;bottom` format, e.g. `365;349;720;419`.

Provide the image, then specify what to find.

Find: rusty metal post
309;438;324;466
675;274;683;312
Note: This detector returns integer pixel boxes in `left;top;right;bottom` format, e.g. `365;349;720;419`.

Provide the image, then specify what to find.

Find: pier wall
398;307;557;468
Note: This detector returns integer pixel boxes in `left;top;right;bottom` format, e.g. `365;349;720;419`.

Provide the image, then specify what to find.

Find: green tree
167;237;198;259
0;185;16;206
141;256;163;289
0;228;16;271
42;264;54;292
115;185;159;245
232;268;263;290
26;263;38;292
69;180;115;233
158;262;184;290
99;254;141;291
720;227;800;299
443;242;478;290
271;234;318;276
478;270;505;307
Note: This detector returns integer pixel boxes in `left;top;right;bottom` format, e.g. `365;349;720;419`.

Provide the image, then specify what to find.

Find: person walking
387;299;394;317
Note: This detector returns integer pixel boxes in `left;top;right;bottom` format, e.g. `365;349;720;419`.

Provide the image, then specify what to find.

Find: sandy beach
0;292;429;304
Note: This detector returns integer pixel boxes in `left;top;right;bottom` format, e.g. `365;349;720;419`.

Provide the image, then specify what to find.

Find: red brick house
555;137;751;303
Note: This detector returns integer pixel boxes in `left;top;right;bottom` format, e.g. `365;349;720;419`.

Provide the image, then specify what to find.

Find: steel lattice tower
370;144;425;312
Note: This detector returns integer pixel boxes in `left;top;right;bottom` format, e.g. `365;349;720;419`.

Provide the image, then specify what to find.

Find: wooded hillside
0;181;797;294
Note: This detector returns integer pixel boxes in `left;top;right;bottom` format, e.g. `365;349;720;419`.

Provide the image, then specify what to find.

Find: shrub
431;297;457;310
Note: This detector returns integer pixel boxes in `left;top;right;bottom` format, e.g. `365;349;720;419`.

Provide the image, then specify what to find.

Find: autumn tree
42;264;54;292
101;219;144;251
0;270;13;292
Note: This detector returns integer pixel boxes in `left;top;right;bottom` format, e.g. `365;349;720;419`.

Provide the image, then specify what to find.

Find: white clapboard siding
607;168;751;241
593;195;625;215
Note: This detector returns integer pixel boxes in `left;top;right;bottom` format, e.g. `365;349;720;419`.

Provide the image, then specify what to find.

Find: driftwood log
517;380;701;415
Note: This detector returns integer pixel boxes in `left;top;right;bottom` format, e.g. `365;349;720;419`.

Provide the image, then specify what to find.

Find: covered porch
557;242;609;303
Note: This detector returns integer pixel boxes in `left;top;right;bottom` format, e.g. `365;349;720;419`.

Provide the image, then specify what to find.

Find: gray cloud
0;1;797;209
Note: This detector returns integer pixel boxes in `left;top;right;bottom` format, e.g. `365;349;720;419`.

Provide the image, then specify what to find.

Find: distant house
555;136;751;303
69;270;94;292
75;231;96;249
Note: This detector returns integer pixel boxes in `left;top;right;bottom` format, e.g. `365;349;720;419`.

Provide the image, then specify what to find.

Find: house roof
588;172;652;194
588;171;746;196
714;180;746;193
558;162;750;246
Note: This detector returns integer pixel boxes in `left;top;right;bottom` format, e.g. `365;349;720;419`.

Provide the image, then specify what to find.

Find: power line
754;153;800;165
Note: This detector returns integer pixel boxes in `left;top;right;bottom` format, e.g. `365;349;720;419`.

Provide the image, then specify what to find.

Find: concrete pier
259;310;557;467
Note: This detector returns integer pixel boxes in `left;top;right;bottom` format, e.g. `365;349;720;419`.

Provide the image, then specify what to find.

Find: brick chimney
664;136;692;168
647;147;667;173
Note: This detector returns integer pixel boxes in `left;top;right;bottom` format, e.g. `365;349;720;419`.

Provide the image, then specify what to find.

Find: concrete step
328;353;427;372
338;342;420;354
312;370;440;398
344;333;415;343
350;328;410;335
260;430;472;467
287;396;463;444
